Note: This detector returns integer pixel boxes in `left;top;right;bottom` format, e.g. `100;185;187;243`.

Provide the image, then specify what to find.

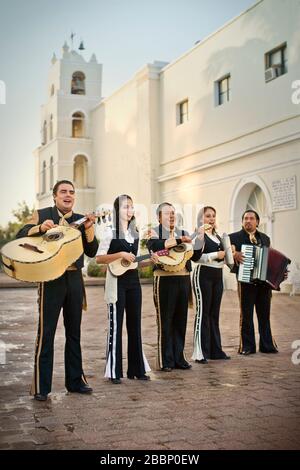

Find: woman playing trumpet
192;206;231;363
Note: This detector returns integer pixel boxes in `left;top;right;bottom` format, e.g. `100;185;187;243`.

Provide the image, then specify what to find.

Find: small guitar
108;249;169;277
0;211;102;283
156;243;194;272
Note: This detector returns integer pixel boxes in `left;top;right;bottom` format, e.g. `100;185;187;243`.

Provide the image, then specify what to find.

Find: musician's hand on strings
122;252;136;263
84;213;96;230
150;250;160;264
40;220;57;233
234;250;245;264
217;250;226;260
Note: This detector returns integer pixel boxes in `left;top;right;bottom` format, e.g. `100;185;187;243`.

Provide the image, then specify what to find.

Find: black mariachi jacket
107;229;140;280
107;230;139;256
16;206;99;270
146;224;203;272
201;232;224;262
229;228;270;274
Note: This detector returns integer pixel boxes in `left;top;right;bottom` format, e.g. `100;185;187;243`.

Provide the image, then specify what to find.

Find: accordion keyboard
238;245;256;283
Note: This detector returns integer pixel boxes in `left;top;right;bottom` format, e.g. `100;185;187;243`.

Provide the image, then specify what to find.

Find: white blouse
196;233;224;268
96;226;139;256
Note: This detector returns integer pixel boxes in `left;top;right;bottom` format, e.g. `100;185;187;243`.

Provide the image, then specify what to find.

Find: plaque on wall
271;175;297;212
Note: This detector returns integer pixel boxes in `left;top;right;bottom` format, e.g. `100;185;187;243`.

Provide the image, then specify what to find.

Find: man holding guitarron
16;180;98;401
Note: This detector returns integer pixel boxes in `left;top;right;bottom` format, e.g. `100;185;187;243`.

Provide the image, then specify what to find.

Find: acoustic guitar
108;249;169;276
0;213;99;283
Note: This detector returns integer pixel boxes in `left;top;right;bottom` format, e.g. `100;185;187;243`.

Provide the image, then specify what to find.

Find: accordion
238;244;291;290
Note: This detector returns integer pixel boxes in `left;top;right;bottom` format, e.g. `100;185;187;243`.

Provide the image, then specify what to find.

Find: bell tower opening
72;112;85;137
71;71;86;95
73;155;88;188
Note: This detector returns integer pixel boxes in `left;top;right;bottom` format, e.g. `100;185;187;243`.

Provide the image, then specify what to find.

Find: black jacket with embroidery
146;224;203;273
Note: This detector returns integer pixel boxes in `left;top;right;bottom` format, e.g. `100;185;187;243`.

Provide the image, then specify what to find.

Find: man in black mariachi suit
16;180;98;400
229;210;278;355
147;202;202;371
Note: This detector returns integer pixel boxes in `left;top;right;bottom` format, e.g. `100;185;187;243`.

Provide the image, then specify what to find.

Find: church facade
34;0;300;288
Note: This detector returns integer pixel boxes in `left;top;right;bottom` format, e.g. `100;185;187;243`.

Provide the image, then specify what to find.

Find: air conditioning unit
265;65;282;82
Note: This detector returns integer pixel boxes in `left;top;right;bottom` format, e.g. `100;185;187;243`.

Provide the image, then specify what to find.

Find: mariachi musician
147;202;203;372
229;210;280;355
16;180;98;401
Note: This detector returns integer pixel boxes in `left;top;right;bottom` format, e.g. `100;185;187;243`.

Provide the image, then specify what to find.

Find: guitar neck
135;253;150;263
72;216;89;228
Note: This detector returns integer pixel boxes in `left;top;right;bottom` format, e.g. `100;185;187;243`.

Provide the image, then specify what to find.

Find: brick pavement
0;285;299;450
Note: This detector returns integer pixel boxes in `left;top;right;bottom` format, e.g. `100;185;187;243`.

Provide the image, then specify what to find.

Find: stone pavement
0;284;299;450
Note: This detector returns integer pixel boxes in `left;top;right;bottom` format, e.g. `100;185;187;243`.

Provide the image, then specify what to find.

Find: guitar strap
55;207;88;310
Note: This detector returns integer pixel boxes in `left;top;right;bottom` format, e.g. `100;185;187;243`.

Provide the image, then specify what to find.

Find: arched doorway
230;177;273;237
246;185;268;234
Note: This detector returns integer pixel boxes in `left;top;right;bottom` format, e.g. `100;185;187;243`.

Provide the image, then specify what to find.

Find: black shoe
161;367;172;372
240;350;255;356
195;359;208;364
260;349;278;354
127;374;150;380
68;384;93;394
34;394;48;401
111;378;122;384
175;362;192;369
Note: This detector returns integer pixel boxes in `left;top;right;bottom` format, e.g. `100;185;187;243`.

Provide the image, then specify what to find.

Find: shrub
87;259;107;277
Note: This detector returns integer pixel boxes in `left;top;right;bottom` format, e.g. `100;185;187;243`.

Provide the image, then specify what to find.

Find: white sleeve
199;252;219;263
96;227;113;256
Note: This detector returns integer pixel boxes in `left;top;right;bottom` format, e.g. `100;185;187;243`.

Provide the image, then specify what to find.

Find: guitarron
1;225;83;283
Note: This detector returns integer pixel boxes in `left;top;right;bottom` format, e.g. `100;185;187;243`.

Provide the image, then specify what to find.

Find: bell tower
34;41;102;214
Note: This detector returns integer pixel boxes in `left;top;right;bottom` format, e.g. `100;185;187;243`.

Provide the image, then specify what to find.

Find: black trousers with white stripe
153;275;190;369
31;270;86;396
192;265;226;361
238;282;278;353
106;272;147;379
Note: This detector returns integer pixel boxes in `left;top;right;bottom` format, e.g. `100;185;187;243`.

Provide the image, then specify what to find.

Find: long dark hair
113;194;138;239
197;206;217;235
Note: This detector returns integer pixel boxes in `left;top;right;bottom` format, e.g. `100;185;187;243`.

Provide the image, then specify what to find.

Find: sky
0;0;256;226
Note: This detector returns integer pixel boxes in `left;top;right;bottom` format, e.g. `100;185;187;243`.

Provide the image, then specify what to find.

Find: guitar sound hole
121;260;131;267
174;244;186;253
44;232;64;242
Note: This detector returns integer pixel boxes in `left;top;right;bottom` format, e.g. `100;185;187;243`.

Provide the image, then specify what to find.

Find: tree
0;201;34;249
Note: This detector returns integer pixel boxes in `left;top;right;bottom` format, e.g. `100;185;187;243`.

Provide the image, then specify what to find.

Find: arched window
50;84;55;97
49;114;53;140
42;161;46;194
73;155;88;188
42;120;47;145
71;71;85;95
72;112;85;138
49;156;54;190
